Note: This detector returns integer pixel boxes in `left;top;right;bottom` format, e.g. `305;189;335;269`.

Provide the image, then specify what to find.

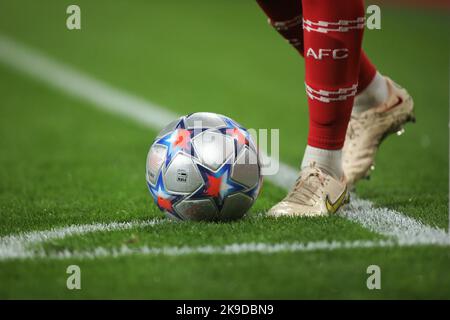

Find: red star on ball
157;196;173;212
205;175;222;197
172;129;191;149
226;128;247;145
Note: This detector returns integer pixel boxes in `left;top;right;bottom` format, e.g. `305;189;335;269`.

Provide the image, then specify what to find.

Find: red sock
257;0;377;148
256;0;377;93
302;0;365;150
256;0;304;54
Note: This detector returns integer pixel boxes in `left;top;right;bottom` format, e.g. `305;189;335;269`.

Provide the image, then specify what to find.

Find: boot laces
285;164;326;206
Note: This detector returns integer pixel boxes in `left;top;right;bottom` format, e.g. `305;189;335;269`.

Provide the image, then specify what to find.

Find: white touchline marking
0;219;165;260
0;33;449;261
40;236;450;260
0;216;448;261
38;240;401;260
0;35;175;130
343;197;450;245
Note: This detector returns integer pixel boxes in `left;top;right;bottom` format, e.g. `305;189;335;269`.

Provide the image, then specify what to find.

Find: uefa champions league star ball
146;112;262;221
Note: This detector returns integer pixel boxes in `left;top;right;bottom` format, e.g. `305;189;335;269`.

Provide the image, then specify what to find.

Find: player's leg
256;0;377;95
256;0;304;55
355;51;383;109
269;0;365;217
343;50;415;186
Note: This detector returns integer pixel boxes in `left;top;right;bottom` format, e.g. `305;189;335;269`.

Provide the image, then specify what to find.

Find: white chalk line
342;197;449;245
39;240;398;260
0;33;449;261
0;219;165;260
1;217;447;261
4;217;393;261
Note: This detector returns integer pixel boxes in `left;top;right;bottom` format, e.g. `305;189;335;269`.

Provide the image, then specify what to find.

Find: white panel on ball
164;152;203;194
231;147;259;188
185;112;227;129
146;144;167;186
174;198;219;221
220;193;254;220
192;130;235;171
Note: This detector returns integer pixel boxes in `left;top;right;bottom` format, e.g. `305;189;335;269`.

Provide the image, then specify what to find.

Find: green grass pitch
0;0;449;298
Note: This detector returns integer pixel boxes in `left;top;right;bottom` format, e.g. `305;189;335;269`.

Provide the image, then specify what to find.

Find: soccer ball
146;112;262;221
